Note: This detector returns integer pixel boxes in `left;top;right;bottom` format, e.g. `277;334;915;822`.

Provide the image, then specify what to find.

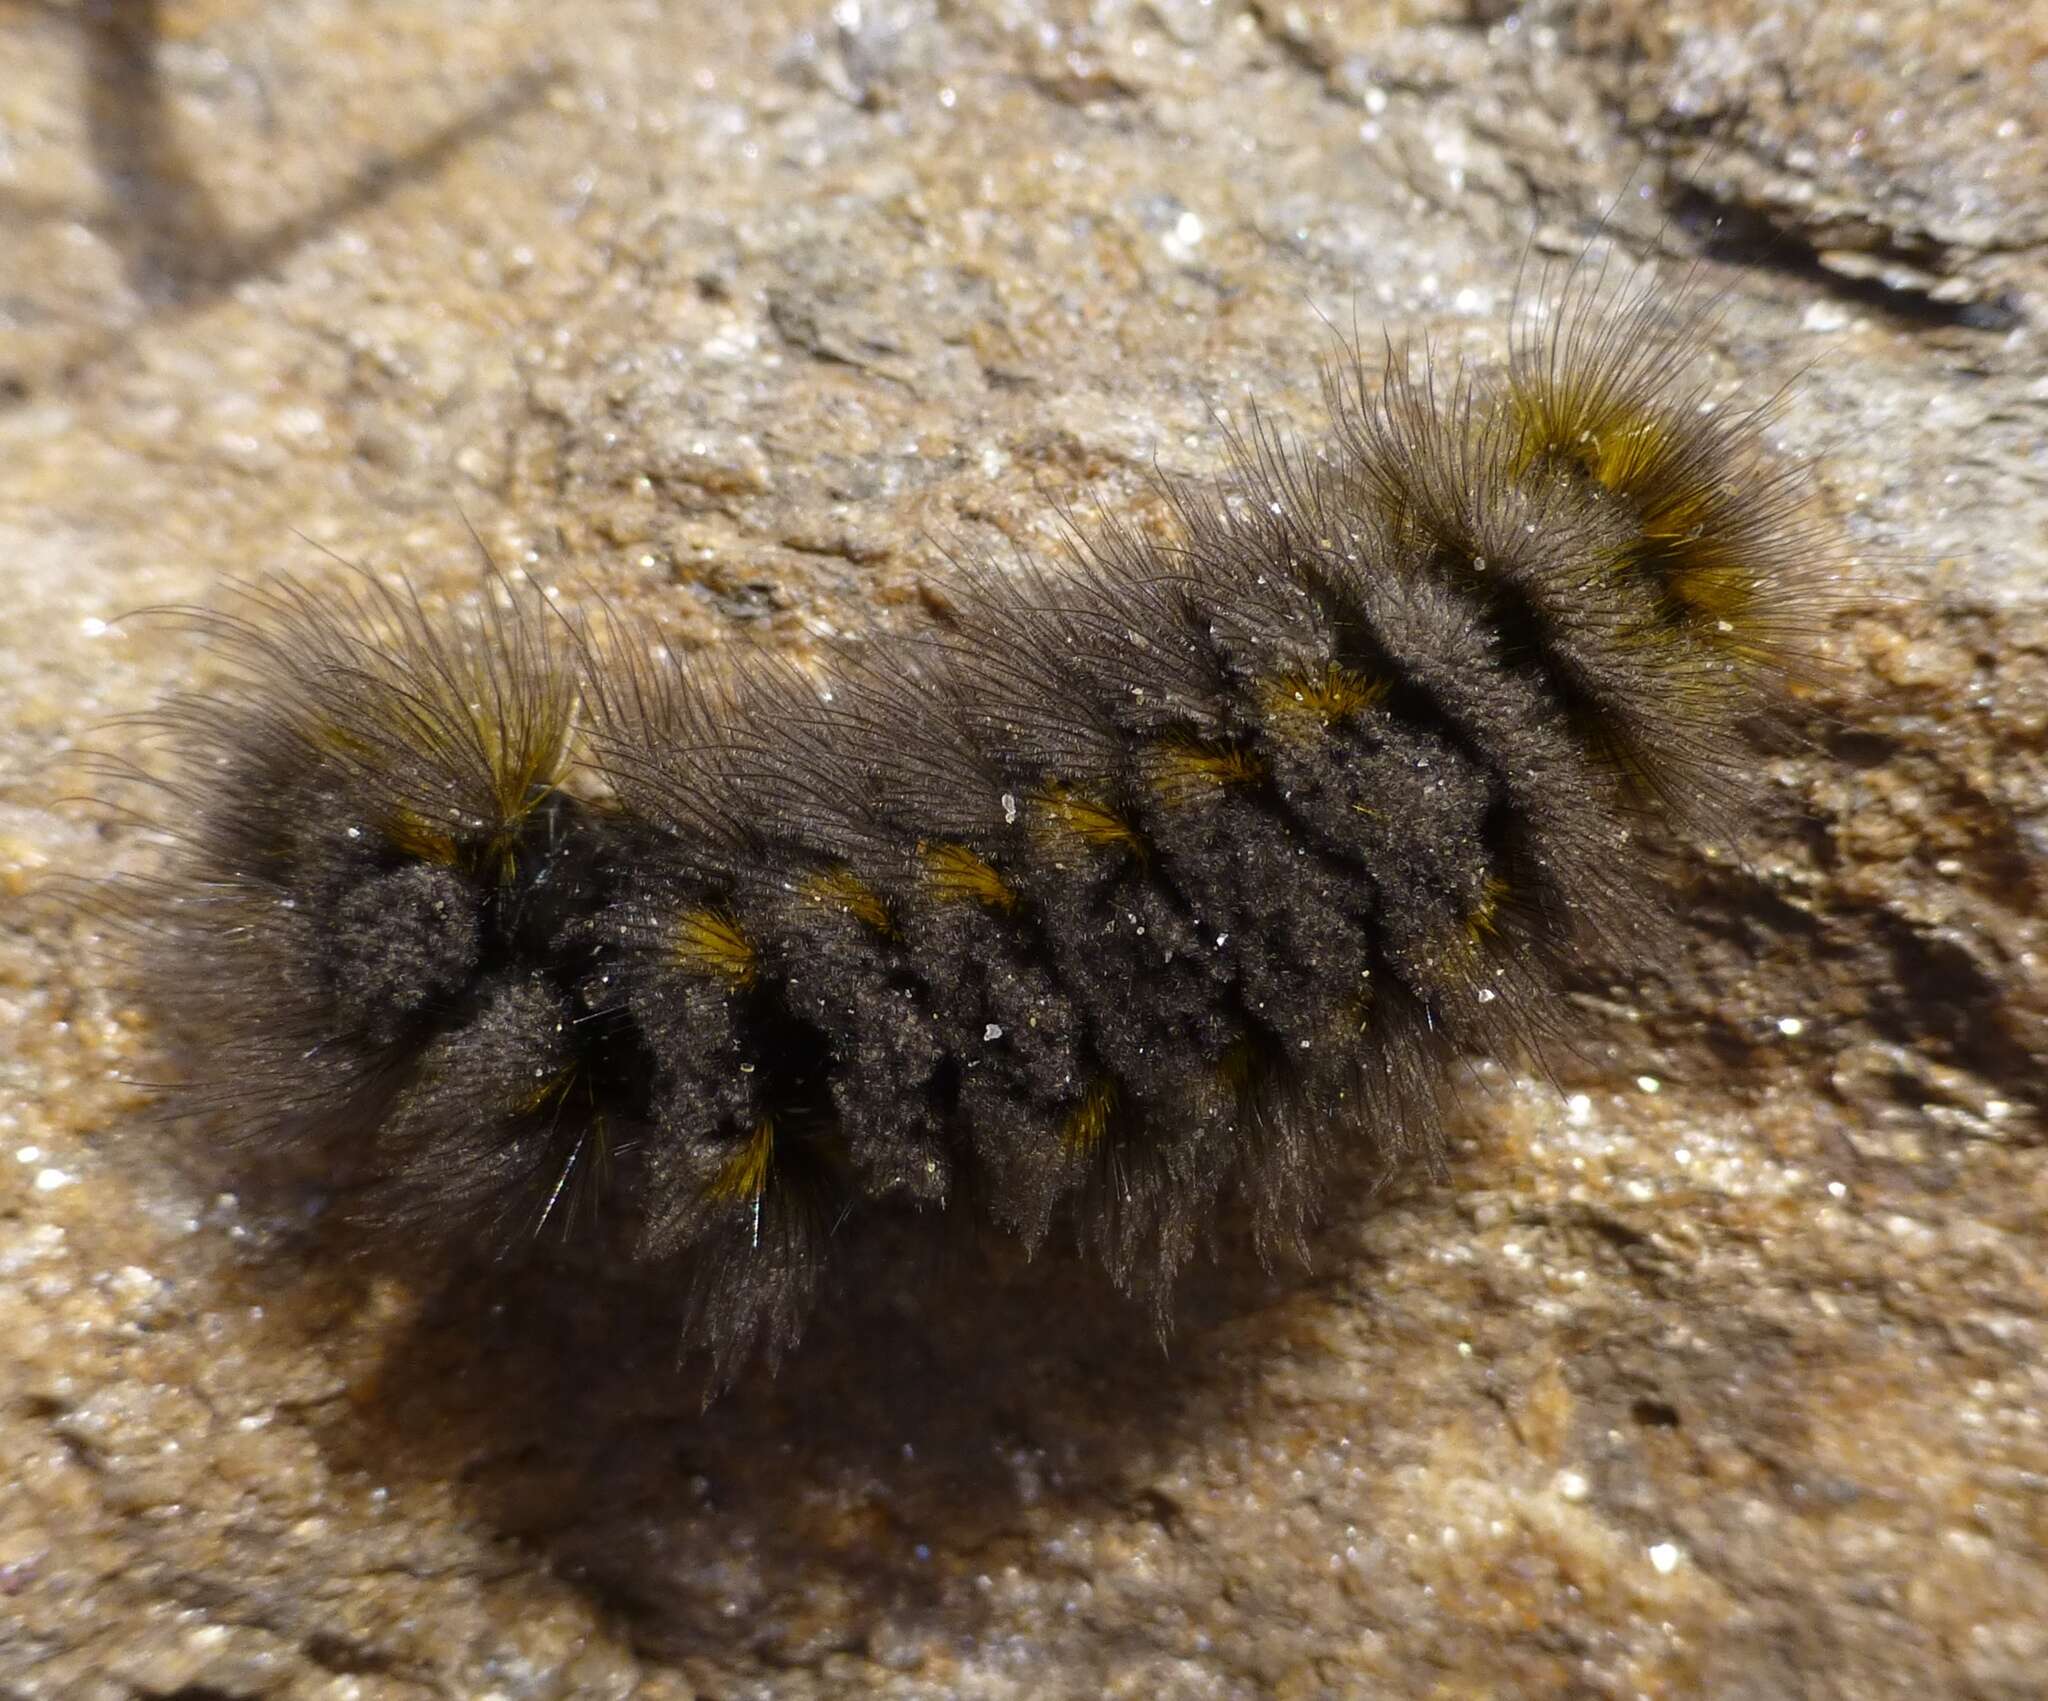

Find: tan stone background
1;1;2043;1696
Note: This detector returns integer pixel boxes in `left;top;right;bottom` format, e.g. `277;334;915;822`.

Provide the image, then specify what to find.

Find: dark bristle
88;267;1844;1385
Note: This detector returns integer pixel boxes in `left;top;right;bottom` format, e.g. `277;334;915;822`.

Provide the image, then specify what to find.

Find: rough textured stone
2;1;2043;1696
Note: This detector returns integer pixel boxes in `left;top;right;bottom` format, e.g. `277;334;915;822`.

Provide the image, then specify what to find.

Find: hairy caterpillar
99;265;1837;1379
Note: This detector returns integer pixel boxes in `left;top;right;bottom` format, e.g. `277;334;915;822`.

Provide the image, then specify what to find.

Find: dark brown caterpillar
101;268;1838;1377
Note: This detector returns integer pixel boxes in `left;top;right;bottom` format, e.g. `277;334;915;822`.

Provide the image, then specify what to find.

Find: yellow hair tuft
919;840;1018;910
1258;663;1389;732
1061;1077;1117;1155
705;1118;776;1204
1031;781;1145;858
800;866;894;935
1146;738;1266;809
673;906;758;985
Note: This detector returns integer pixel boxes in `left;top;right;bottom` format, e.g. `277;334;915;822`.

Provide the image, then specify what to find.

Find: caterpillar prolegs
106;273;1837;1376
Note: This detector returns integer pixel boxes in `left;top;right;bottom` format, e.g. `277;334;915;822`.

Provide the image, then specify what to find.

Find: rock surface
1;1;2043;1696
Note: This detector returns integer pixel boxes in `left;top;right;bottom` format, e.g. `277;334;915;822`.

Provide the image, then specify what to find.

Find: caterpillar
99;263;1837;1380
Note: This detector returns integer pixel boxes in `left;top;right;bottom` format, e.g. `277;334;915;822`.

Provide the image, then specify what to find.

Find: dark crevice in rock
1666;185;2027;333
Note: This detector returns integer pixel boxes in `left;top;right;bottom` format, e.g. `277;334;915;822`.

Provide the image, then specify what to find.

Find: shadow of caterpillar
95;267;1842;1383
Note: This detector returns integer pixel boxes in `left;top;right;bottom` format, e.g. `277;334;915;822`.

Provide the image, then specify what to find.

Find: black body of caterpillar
111;275;1833;1374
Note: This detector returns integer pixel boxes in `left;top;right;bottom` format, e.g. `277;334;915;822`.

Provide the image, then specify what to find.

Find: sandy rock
1;1;2042;1696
